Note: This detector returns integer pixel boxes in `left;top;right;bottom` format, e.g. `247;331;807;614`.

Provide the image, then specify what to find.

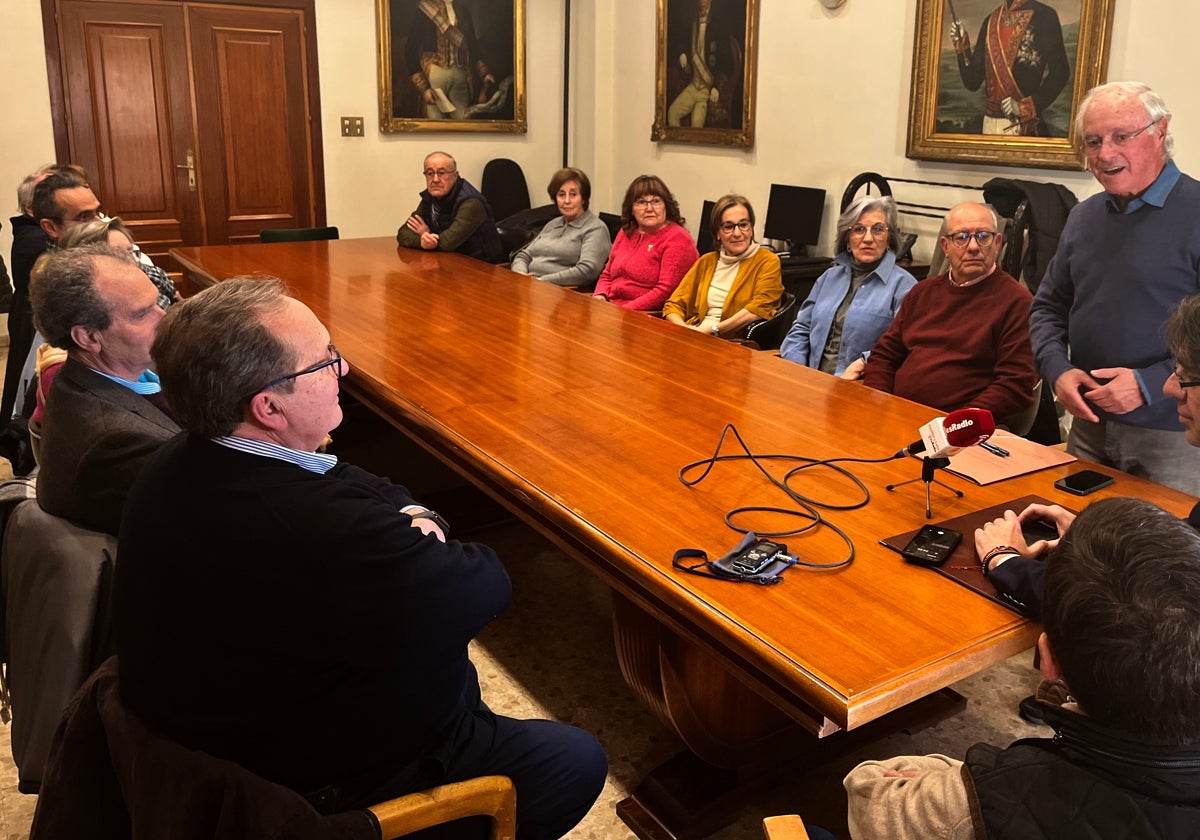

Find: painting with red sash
907;0;1114;169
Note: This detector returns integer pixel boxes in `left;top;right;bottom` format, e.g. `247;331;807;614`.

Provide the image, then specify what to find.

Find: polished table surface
173;237;1194;738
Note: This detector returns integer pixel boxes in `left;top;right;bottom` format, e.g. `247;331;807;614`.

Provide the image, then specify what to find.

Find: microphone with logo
889;408;997;518
895;407;997;459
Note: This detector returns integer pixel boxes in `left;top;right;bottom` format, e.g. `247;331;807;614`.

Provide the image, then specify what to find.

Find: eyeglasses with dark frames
719;220;753;233
246;344;342;402
1173;364;1200;390
944;230;998;248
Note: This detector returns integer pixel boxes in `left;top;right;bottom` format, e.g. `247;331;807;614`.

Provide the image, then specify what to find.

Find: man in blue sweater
1030;81;1200;494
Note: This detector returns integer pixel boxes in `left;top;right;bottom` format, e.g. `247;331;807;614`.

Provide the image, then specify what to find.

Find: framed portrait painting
652;0;759;148
377;0;526;134
907;0;1115;169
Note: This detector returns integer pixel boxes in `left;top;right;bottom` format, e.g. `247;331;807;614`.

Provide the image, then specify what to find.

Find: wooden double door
45;0;325;266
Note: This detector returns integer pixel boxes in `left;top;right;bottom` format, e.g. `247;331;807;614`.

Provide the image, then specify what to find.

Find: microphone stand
886;456;965;519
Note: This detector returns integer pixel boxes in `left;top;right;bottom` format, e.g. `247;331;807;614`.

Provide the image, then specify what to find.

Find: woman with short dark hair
594;175;698;310
509;167;611;287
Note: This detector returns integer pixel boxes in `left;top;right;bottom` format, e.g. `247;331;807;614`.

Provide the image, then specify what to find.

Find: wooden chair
260;226;340;243
762;814;811;839
370;775;516;839
31;656;517;839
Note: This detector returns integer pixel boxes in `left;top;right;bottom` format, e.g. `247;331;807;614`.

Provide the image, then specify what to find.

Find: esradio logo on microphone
945;418;975;433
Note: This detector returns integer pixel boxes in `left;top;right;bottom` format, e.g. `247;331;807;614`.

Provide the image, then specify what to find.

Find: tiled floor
0;371;1046;840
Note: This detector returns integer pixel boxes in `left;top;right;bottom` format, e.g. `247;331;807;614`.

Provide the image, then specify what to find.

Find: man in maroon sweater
863;202;1037;420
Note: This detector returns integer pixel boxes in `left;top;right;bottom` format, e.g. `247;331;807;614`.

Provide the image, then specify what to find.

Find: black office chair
481;158;531;223
598;212;624;243
260;226;339;243
744;292;798;351
496;204;560;259
696;199;718;254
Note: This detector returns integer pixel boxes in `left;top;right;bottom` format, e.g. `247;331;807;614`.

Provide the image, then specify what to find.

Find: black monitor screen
763;184;827;248
696;199;718;255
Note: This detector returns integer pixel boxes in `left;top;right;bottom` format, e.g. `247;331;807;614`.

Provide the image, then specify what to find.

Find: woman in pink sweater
594;175;699;310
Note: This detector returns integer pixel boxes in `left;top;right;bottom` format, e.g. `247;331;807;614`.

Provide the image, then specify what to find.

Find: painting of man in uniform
388;0;516;121
665;0;748;131
937;0;1078;137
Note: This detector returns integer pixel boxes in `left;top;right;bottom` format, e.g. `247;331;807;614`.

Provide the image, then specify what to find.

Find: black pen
981;442;1010;457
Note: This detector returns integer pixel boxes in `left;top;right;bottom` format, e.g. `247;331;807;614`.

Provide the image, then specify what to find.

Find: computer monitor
763;184;827;253
696;199;718;255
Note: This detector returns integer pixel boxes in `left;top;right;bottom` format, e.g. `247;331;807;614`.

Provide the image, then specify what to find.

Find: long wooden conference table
173;237;1194;837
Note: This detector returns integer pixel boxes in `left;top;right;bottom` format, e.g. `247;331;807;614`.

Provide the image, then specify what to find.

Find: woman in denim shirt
780;196;917;378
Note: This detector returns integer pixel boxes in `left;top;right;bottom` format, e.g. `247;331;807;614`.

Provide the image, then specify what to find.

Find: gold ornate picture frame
652;0;759;148
377;0;526;134
907;0;1114;169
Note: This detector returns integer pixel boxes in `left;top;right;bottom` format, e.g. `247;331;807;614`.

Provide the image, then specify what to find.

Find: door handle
176;150;196;192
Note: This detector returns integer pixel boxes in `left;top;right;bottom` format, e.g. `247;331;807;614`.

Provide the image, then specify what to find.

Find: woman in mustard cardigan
663;194;783;338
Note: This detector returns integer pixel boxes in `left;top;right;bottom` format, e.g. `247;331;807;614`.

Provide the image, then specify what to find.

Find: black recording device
715;539;787;576
901;525;962;568
1054;469;1114;496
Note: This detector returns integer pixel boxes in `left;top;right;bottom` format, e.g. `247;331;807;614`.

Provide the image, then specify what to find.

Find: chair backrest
260;226;340;243
598;212;624;243
480;158;531;223
2;497;117;793
999;378;1044;438
696;199;718;254
744;292;798;351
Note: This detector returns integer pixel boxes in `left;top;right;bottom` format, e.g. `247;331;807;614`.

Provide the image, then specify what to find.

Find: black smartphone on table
1054;469;1114;496
901;526;963;568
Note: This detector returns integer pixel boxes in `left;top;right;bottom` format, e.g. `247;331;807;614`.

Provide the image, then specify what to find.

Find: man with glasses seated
863;202;1037;420
116;278;607;838
1031;81;1200;495
396;150;504;263
30;243;179;535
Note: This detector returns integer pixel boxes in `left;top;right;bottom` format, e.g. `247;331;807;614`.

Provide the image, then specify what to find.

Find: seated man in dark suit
116;277;606;838
396;151;505;263
29;243;179;535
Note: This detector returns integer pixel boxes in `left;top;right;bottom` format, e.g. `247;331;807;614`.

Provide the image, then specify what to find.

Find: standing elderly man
864;202;1038;421
29;243;178;535
1031;81;1200;495
116;278;606;838
396;151;504;263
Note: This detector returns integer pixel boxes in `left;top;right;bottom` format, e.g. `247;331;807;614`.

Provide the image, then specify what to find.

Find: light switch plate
341;116;365;137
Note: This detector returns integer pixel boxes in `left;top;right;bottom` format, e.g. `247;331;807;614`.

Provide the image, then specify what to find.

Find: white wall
590;0;1200;264
0;3;55;262
3;0;1200;265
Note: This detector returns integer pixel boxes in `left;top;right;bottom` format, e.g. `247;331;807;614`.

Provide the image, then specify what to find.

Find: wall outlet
341;116;365;137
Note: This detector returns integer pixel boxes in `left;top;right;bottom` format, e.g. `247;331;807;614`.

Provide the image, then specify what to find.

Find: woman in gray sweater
510;167;612;287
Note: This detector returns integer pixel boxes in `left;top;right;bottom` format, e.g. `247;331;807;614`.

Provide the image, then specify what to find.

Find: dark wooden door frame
40;0;328;228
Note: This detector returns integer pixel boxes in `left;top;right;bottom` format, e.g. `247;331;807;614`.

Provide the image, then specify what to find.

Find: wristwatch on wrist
711;325;721;337
409;508;449;535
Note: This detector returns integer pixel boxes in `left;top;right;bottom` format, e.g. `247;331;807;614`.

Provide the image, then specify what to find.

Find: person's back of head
1043;497;1200;743
151;277;296;438
31;243;136;352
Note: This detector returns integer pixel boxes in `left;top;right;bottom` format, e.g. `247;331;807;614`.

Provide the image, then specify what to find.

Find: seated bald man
863;202;1038;421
